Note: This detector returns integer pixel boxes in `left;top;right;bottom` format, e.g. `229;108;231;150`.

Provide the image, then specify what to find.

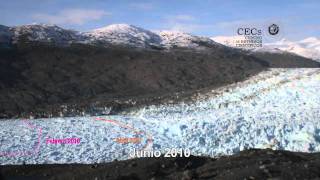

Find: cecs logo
237;27;262;36
268;24;279;35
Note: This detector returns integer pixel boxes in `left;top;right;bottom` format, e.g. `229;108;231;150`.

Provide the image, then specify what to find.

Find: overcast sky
1;0;320;40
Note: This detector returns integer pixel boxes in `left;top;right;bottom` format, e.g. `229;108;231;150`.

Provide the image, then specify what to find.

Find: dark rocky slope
0;42;319;119
0;42;268;118
1;149;320;180
250;50;320;67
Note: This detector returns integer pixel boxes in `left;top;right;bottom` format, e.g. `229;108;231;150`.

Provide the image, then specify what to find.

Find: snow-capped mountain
211;36;320;61
211;35;245;47
264;38;320;61
3;23;318;58
158;30;219;49
0;23;220;49
84;24;220;49
84;24;163;48
9;24;83;44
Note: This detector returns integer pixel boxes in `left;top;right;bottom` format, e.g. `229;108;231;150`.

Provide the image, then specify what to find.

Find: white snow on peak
211;35;245;47
265;38;320;61
86;24;219;49
300;37;320;44
212;35;320;61
2;23;320;56
251;46;284;54
10;24;81;44
158;30;194;38
298;37;320;51
84;24;162;48
1;23;222;49
92;24;145;34
159;30;218;49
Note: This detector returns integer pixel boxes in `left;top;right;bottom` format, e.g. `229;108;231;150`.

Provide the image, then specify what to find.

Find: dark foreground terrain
1;149;320;180
0;42;319;118
0;43;265;118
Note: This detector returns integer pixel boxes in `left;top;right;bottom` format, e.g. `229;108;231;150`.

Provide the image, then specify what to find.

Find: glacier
0;68;320;165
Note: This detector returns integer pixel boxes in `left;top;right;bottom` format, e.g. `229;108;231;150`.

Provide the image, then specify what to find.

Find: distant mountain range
1;23;319;61
0;23;220;50
212;36;320;61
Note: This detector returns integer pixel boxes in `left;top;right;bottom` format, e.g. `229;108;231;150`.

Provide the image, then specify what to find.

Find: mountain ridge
3;23;319;59
0;23;220;50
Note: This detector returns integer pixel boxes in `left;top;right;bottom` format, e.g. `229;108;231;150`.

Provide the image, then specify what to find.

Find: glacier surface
1;68;320;165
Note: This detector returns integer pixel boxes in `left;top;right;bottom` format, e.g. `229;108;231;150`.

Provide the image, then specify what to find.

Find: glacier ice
0;68;320;165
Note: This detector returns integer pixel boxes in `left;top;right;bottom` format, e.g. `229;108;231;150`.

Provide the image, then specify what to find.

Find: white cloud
130;3;154;10
32;9;110;25
165;14;196;22
216;20;245;28
162;14;202;33
171;15;195;21
169;23;214;33
161;14;213;33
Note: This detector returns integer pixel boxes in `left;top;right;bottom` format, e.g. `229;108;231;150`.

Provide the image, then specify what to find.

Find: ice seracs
1;69;320;164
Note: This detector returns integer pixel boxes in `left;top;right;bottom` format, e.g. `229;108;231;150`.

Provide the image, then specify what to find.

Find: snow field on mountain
3;23;218;49
212;36;320;61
